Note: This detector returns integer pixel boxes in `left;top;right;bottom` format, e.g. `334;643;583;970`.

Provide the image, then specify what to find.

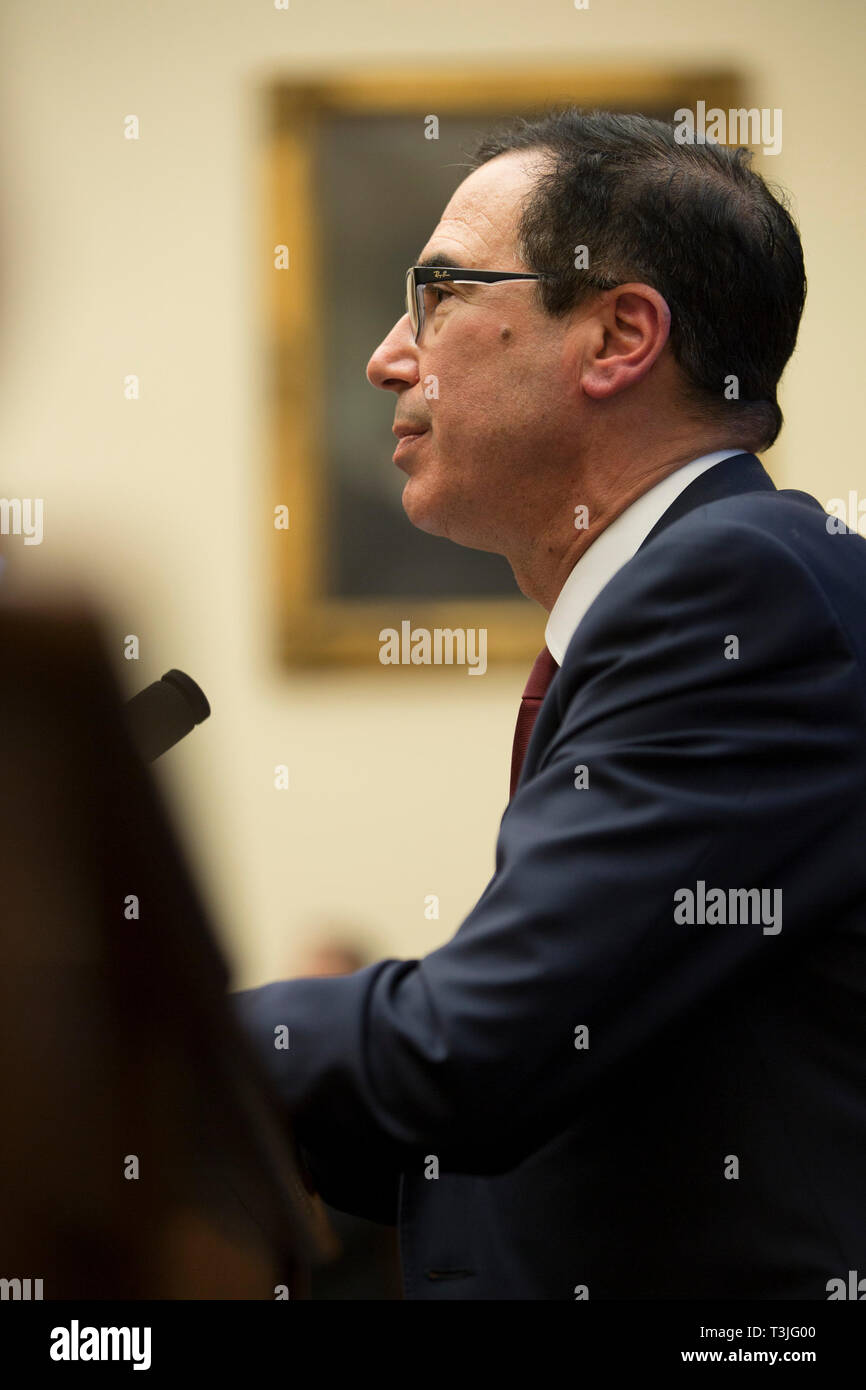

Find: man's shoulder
558;483;866;682
620;481;866;608
647;483;840;556
651;484;866;631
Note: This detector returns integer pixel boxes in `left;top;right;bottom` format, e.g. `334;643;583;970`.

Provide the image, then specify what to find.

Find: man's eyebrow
415;251;471;270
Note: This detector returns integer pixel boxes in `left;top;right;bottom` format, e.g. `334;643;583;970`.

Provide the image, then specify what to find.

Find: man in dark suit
233;111;866;1298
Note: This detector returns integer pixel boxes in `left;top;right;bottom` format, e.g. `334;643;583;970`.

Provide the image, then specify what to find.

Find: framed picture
262;66;739;667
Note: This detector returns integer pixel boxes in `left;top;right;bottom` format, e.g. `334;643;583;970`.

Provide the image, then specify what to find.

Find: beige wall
0;0;862;987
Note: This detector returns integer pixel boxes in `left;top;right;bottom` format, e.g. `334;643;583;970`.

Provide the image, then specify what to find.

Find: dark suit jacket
232;453;866;1299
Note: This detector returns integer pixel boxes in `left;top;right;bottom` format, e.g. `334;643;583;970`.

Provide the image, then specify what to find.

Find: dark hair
469;109;806;450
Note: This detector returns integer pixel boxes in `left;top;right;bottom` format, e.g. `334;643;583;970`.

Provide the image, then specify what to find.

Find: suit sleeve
231;517;864;1188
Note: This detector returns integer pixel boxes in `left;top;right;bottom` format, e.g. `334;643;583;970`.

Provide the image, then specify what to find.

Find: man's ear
579;284;672;401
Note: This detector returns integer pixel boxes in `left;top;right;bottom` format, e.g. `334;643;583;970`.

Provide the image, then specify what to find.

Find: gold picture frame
262;66;740;668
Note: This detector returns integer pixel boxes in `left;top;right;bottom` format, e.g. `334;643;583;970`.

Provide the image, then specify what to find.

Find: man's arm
232;517;864;1186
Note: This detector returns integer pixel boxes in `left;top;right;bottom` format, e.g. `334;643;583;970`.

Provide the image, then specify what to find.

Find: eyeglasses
405;264;560;345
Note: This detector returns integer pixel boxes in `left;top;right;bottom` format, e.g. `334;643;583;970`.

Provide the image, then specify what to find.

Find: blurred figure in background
292;929;402;1301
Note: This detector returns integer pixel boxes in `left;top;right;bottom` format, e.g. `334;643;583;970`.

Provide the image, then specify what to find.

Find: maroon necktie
509;645;559;799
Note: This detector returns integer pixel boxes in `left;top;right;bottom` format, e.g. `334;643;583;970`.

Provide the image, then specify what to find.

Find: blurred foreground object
0;597;335;1297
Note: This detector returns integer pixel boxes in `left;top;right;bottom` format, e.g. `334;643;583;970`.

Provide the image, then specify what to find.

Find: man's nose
366;313;420;392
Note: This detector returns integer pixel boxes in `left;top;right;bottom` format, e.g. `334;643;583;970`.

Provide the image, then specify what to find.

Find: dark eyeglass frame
405;264;561;344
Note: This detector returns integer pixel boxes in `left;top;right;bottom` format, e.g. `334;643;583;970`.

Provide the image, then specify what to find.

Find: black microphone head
161;669;211;724
125;669;211;763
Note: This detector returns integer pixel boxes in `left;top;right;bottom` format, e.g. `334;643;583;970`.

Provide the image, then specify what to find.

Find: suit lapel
517;452;807;797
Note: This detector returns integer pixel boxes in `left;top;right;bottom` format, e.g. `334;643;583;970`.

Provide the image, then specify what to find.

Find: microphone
125;669;211;763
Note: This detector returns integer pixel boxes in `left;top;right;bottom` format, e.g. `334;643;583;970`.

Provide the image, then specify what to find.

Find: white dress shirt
544;450;748;665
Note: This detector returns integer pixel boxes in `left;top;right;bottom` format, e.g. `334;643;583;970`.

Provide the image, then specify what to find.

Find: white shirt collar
544;450;747;665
